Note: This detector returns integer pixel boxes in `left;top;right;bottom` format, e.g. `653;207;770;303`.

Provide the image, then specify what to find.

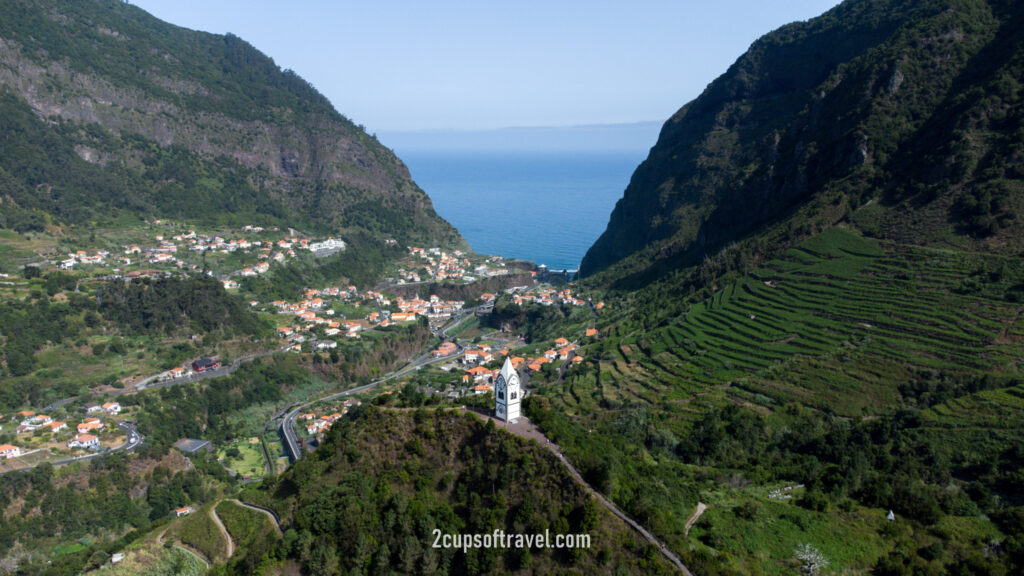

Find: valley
1;0;1024;575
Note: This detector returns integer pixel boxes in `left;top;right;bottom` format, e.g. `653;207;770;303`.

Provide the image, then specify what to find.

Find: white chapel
495;357;521;422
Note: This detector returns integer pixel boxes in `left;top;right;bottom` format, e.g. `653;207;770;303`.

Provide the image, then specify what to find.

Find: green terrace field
571;227;1024;417
528;227;1024;575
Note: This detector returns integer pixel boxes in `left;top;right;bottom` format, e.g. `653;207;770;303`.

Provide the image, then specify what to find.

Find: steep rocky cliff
582;0;1023;287
0;0;465;247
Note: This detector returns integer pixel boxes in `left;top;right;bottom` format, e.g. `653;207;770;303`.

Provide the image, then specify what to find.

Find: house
78;421;104;434
554;338;570;348
0;444;20;459
572;356;584;365
111;553;125;564
102;402;121;415
543;350;557;361
433;342;458;357
191;357;221;373
67;434;100;449
585;328;599;338
465;366;493;383
175;506;193;517
165;367;186;380
473;384;493;394
222;279;239;290
83;402;103;414
46;421;67;433
17;410;34;418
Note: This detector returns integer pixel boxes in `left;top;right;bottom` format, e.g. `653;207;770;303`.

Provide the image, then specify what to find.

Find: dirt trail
463;408;695;575
685;502;708;536
209;502;235;559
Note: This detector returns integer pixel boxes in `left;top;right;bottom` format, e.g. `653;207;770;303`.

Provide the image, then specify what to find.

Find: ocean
400;150;646;271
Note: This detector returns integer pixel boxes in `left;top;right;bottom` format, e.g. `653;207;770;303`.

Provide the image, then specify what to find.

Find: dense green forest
249;408;674;576
0;274;269;408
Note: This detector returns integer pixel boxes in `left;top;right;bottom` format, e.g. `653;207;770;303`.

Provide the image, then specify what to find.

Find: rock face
0;0;465;247
582;0;1024;286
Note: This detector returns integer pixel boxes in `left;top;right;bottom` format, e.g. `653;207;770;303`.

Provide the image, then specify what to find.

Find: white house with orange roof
102;402;121;415
46;421;67;433
68;434;100;449
78;420;104;434
0;444;20;459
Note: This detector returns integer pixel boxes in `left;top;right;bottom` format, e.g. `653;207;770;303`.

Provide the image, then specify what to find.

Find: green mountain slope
526;0;1024;574
582;0;1023;287
250;408;675;575
0;0;464;247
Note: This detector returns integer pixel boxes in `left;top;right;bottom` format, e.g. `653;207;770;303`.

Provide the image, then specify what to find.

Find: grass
216;438;267;479
85;541;205;576
528;227;1024;574
215;500;280;553
167;504;229;564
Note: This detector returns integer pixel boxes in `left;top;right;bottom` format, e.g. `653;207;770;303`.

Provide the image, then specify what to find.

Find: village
54;219;349;285
0;401;129;472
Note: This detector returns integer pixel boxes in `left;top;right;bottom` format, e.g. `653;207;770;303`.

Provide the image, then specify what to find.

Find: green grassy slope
529;228;1024;575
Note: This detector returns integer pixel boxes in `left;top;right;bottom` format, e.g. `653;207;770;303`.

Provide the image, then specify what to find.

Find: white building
495;357;522;423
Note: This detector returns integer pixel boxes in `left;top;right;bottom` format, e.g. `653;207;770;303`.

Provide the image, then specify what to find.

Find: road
133;346;289;393
280;348;465;462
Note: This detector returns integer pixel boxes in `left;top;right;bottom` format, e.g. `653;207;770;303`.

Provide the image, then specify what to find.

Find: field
166;504;230;564
216;438;267;480
528;227;1024;575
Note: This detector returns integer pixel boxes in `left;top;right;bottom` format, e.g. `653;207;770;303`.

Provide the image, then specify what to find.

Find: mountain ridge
0;0;464;247
581;0;1024;287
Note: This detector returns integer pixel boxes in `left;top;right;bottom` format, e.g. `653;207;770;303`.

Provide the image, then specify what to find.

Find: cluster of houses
460;330;599;390
393;294;466;322
300;400;360;435
59;250;114;269
4;402;121;456
405;247;482;282
511;286;589;307
54;222;349;283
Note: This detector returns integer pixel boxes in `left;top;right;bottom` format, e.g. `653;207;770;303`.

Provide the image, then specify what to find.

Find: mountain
522;1;1024;574
0;0;464;247
253;408;676;575
582;0;1023;287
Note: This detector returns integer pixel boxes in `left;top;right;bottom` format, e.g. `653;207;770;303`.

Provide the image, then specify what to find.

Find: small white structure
111;553;125;564
102;402;121;415
0;444;21;459
495;357;522;423
886;510;896;522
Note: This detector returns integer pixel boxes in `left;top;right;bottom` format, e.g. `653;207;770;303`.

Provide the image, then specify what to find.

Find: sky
129;0;843;132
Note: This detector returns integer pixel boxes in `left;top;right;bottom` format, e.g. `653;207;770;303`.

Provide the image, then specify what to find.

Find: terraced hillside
528;227;1024;575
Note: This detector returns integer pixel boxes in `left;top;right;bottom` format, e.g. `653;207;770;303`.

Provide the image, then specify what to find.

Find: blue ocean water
401;150;644;271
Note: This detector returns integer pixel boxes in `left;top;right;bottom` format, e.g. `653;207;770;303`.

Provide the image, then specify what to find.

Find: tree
794;543;829;576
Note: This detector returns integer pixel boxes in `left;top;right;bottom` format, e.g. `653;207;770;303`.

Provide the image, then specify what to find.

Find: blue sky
129;0;842;132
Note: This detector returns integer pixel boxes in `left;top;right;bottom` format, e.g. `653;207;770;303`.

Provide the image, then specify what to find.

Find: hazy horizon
127;0;844;132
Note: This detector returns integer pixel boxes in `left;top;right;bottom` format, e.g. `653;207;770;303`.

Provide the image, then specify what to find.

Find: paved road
133;346;289;393
227;499;284;536
280;349;464;462
280;308;480;461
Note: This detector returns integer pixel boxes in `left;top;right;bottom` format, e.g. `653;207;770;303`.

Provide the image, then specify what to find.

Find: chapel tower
495;357;521;422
